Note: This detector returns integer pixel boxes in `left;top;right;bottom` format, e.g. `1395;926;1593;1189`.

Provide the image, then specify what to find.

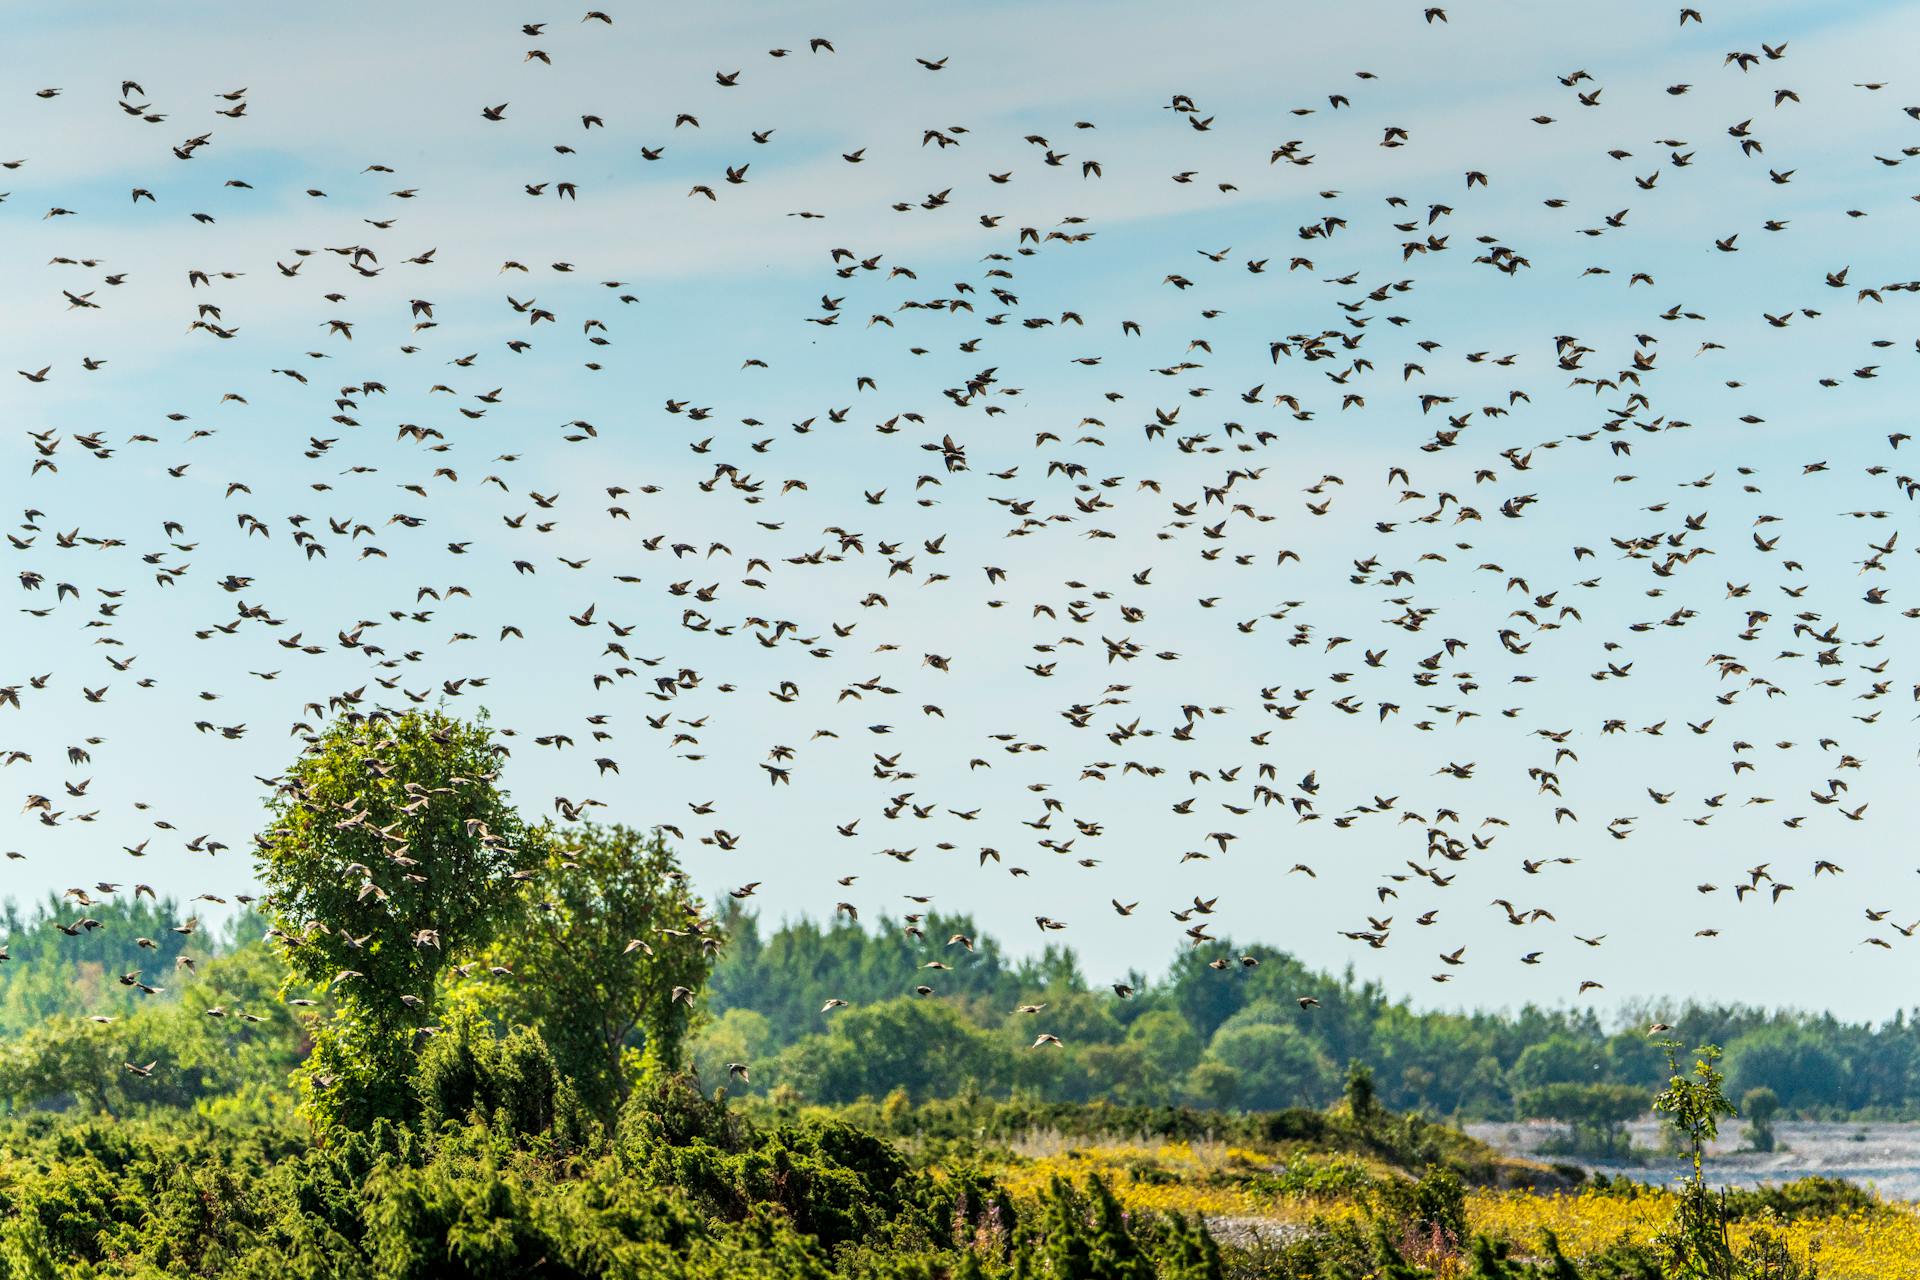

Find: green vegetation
0;712;1882;1276
8;887;1909;1127
696;907;1920;1122
1741;1087;1782;1154
453;822;715;1122
1646;1043;1822;1280
255;711;530;1131
1516;1083;1646;1159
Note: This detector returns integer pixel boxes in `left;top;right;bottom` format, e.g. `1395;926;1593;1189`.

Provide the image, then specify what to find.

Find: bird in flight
2;2;1915;1055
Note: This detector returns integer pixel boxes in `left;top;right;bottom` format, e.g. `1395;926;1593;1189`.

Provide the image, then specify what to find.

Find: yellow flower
1466;1188;1920;1280
942;1137;1920;1280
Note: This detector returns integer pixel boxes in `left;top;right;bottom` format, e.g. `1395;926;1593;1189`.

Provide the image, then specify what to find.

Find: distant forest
1;891;1907;1120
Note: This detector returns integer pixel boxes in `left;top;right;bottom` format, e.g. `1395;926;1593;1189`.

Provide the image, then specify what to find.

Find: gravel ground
1203;1215;1311;1251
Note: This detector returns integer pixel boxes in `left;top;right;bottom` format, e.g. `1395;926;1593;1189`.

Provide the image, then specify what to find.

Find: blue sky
4;0;1920;1023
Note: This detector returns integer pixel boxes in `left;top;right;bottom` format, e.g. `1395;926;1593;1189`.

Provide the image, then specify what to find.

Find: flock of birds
6;4;1920;1073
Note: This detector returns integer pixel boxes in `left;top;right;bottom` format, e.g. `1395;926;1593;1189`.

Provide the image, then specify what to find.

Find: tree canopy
457;822;716;1120
254;709;529;1127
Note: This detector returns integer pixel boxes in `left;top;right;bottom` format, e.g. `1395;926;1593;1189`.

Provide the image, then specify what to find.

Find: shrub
414;1015;588;1149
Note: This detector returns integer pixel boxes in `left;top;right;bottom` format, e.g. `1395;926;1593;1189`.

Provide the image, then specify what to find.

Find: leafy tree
1033;1175;1155;1280
1001;989;1123;1047
1724;1025;1846;1111
707;905;1035;1038
463;822;715;1121
0;938;317;1117
689;1007;777;1095
1374;1163;1468;1249
1127;1009;1202;1081
1516;1082;1647;1158
775;998;1013;1103
1344;1060;1379;1128
254;709;529;1131
1741;1086;1781;1153
1184;1059;1240;1111
0;895;194;1032
0;1016;126;1115
413;1012;587;1147
1204;1022;1336;1110
1653;1042;1740;1277
694;908;1920;1122
1509;1032;1602;1093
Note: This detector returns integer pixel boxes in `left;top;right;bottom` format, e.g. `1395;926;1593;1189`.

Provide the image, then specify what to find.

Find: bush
1741;1087;1781;1153
1250;1153;1379;1199
414;1016;589;1149
614;1071;921;1251
1373;1164;1468;1247
1723;1175;1880;1222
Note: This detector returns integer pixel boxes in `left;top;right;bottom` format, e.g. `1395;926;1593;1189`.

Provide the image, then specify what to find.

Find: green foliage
1344;1060;1380;1128
0;894;195;1031
254;709;529;1131
0;716;1866;1280
1001;1175;1225;1280
1655;1044;1738;1183
14;886;1920;1128
1510;1033;1605;1094
1373;1164;1469;1249
0;935;316;1117
1249;1153;1380;1199
1201;1019;1338;1110
1517;1083;1648;1159
1128;1009;1203;1081
1741;1087;1781;1153
1648;1042;1814;1280
703;911;1920;1122
1724;1027;1844;1112
612;1070;922;1252
1032;1175;1155;1280
688;1007;776;1095
413;1013;590;1149
0;1090;1265;1280
458;822;715;1122
0;1062;1854;1280
1722;1175;1878;1222
772;997;1017;1104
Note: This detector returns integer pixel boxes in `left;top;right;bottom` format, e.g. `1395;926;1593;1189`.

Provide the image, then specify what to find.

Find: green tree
689;1007;776;1095
1516;1082;1647;1158
464;823;715;1120
775;998;1013;1103
1204;1022;1335;1110
1127;1009;1203;1081
1003;989;1123;1047
1509;1032;1600;1094
1344;1060;1379;1129
0;938;316;1118
1184;1059;1239;1110
1741;1086;1781;1153
1652;1042;1740;1277
254;709;529;1131
1724;1025;1846;1111
1032;1176;1155;1280
0;1017;126;1115
0;895;194;1032
413;1012;586;1146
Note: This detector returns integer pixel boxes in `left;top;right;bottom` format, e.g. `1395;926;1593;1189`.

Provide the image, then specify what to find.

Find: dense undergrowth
0;1058;1884;1279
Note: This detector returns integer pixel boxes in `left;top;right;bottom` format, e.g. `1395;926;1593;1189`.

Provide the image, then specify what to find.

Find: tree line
0;810;1911;1122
